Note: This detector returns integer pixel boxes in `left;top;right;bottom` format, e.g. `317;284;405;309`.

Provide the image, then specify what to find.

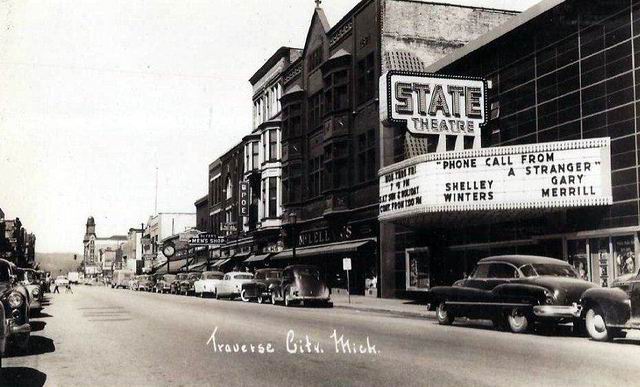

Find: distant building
82;216;127;276
194;195;209;232
143;212;196;271
122;227;144;273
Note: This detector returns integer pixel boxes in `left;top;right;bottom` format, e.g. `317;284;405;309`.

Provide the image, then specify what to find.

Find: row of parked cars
0;259;49;362
112;264;332;307
427;254;640;342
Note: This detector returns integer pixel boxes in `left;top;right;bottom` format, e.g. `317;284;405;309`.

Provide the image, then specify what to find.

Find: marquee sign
380;71;488;137
378;138;612;221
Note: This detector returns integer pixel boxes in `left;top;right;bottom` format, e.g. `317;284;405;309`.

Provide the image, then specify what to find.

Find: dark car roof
478;255;569;267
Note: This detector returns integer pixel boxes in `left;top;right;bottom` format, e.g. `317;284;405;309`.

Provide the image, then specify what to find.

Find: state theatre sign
380;71;487;138
378;138;612;222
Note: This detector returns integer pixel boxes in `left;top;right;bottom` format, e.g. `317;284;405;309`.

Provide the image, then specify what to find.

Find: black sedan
427;255;596;333
270;265;331;307
240;268;283;303
580;267;640;341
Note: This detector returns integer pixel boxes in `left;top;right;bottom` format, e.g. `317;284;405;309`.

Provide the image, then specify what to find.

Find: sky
0;0;539;253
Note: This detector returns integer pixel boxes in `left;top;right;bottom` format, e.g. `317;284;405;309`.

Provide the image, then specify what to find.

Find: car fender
580;287;630;325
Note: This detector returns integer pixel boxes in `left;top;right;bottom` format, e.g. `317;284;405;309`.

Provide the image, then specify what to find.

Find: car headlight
31;287;40;297
543;289;555;305
7;292;23;308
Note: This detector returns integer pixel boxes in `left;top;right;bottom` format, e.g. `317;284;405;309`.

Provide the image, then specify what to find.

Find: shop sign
297;225;353;248
188;235;225;245
239;181;250;217
380;71;487;137
343;258;352;271
378;138;612;221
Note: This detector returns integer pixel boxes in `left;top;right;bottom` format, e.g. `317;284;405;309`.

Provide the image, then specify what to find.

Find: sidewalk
329;292;435;319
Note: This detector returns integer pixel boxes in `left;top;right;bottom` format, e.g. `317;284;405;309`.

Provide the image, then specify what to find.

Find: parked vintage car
154;274;176;294
135;275;154;292
111;269;134;289
270;265;331;307
170;273;188;294
427;255;597;333
240;268;283;303
580;267;640;341
0;259;31;352
16;268;42;315
177;272;200;295
128;277;138;290
215;272;254;300
193;271;224;298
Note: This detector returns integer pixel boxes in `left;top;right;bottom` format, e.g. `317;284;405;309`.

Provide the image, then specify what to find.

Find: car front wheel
585;307;621;341
436;302;454;325
507;308;530;333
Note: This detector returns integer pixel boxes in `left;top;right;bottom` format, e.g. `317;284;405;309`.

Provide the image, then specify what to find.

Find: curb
332;303;436;320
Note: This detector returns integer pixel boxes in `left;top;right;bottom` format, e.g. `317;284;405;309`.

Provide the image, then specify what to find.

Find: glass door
567;239;590;282
405;248;430;291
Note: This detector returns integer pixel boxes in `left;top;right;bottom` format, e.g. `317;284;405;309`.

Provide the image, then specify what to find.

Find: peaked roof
302;7;330;54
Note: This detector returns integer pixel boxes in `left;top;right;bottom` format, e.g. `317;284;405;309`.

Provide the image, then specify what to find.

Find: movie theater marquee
378;138;612;221
380;71;487;137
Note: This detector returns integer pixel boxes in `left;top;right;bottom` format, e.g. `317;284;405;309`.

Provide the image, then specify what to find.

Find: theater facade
378;0;640;298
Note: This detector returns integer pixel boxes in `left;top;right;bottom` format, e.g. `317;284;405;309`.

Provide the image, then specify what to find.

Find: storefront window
406;249;430;290
613;235;636;277
568;239;590;281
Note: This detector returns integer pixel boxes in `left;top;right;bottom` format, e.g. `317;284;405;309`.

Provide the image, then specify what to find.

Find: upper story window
308;155;323;199
324;69;349;113
357;52;375;105
262;129;279;163
225;176;233;200
252;142;259;169
308;46;323;71
308;92;324;131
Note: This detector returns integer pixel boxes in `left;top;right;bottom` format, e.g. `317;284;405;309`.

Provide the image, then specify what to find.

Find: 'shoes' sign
378;138;612;221
380;71;487;137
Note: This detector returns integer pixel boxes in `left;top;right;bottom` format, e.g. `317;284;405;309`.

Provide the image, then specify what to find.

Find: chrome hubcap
592;314;606;333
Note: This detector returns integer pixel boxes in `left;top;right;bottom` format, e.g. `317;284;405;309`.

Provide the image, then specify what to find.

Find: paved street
4;285;640;386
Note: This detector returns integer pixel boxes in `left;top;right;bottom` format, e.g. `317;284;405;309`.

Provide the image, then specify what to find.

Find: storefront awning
271;238;375;261
243;253;271;263
211;258;231;268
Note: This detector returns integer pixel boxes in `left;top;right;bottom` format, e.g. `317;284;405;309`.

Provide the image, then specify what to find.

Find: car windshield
520;263;578;278
204;273;223;280
177;274;188;280
293;267;320;279
233;274;253;280
188;274;199;280
264;270;282;279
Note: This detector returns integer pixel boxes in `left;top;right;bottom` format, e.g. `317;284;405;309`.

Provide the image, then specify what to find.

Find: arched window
226;177;233;200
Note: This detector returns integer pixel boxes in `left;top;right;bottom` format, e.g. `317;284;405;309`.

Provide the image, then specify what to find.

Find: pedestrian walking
53;283;60;294
65;283;73;294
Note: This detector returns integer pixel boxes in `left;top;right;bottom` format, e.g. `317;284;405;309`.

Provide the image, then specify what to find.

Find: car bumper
29;300;42;310
533;303;581;318
8;320;31;336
